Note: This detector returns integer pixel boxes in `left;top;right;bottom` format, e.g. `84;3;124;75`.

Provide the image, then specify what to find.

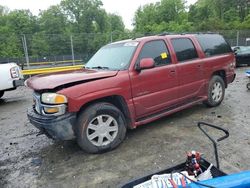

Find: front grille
33;92;42;114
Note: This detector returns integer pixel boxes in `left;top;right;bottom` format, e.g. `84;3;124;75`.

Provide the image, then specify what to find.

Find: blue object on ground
188;171;250;188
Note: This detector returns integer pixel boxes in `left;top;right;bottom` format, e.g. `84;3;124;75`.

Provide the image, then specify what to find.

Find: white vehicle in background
0;63;24;99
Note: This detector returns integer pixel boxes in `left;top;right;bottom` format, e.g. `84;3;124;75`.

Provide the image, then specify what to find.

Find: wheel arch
77;95;132;129
212;70;227;88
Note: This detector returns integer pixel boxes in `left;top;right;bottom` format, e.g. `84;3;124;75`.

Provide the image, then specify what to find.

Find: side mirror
137;58;155;71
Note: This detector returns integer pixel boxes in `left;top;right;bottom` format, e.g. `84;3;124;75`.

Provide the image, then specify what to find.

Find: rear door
170;37;205;101
129;40;179;118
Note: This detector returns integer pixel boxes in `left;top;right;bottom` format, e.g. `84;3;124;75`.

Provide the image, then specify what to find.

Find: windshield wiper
89;66;110;70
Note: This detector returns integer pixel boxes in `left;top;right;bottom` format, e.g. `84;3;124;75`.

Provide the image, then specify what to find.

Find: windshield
85;41;138;70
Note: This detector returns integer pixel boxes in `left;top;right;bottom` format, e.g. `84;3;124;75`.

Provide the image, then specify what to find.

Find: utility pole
70;35;75;66
110;31;113;43
236;31;239;46
21;34;30;70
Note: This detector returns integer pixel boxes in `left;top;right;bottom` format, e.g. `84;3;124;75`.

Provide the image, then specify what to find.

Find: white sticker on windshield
124;42;139;47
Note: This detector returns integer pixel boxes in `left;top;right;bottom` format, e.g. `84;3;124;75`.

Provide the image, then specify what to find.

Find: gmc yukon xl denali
27;34;236;153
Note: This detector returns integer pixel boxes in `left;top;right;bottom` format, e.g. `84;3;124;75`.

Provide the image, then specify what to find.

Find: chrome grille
33;92;42;114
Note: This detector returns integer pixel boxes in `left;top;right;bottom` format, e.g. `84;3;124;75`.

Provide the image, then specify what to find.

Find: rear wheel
204;75;225;107
0;91;4;99
76;102;127;153
247;83;250;90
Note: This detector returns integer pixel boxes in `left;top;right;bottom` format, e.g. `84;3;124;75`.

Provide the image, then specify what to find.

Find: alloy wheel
86;115;118;146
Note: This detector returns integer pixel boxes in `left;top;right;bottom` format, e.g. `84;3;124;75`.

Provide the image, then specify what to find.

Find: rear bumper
27;108;76;140
13;79;24;87
226;73;236;84
236;55;250;65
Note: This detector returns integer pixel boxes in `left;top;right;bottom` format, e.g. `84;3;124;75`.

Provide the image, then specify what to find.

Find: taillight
10;66;20;78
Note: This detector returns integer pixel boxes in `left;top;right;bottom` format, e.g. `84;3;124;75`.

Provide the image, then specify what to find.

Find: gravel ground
0;67;250;188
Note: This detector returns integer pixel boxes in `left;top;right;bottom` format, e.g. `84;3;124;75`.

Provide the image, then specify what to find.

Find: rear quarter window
195;34;232;57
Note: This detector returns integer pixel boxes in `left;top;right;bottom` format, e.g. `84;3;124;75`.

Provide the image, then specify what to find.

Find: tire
76;102;127;154
204;75;225;107
247;83;250;90
0;91;4;99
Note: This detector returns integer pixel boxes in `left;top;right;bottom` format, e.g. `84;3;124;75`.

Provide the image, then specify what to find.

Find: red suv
27;34;235;153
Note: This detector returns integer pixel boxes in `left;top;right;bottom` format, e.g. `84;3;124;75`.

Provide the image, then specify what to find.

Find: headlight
41;93;68;104
10;66;20;78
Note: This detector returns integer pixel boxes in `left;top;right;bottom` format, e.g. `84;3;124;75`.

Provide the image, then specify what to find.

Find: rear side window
138;40;171;66
195;34;232;57
171;38;198;62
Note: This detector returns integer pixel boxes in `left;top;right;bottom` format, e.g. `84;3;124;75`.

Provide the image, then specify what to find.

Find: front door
129;40;179;119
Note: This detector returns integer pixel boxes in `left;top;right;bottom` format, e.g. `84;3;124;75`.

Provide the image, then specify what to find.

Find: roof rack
158;32;176;36
133;31;220;40
181;31;219;35
132;33;158;40
157;31;219;36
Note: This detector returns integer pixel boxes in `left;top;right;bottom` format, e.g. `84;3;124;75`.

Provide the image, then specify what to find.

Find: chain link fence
219;30;250;47
0;30;249;70
0;31;135;70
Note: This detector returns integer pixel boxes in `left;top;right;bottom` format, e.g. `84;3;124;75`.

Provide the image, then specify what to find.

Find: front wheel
204;75;225;107
76;102;127;153
0;91;4;99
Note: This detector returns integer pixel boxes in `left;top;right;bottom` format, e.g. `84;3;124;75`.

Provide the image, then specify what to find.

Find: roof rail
158;32;176;36
181;31;219;35
132;33;158;40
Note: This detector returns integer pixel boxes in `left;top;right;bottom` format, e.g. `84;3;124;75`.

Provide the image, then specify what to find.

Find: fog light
44;107;59;114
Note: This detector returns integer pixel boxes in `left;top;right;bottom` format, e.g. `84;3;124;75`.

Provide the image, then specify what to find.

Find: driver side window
138;40;171;66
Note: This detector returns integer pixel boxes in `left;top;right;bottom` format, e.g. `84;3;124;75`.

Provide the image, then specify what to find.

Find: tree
134;0;190;33
31;5;70;56
5;10;37;34
61;0;105;33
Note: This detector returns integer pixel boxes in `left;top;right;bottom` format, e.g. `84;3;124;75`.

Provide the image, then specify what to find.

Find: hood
27;69;118;91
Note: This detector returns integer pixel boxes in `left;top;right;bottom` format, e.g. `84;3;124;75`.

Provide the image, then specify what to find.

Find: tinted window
196;34;232;57
139;40;171;66
171;38;198;62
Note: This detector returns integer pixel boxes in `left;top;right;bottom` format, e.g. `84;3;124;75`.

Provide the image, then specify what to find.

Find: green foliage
6;10;37;34
30;32;50;57
0;0;249;59
134;0;191;33
61;0;105;33
0;0;126;59
0;34;22;58
240;14;250;29
134;0;250;33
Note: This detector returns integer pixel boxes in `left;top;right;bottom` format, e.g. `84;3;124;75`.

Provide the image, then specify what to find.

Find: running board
135;97;206;127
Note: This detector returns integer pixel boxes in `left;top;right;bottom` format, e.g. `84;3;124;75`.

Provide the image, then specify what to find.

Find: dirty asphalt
0;67;250;188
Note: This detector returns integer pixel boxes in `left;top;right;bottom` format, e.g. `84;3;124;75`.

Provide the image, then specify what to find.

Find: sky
0;0;197;29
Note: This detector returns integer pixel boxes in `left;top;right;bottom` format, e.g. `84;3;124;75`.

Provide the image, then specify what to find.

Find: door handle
169;70;176;76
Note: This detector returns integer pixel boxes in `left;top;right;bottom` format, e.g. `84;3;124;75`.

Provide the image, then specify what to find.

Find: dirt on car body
0;68;250;188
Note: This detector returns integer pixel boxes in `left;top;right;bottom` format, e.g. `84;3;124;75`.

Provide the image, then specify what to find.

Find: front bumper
27;108;76;140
